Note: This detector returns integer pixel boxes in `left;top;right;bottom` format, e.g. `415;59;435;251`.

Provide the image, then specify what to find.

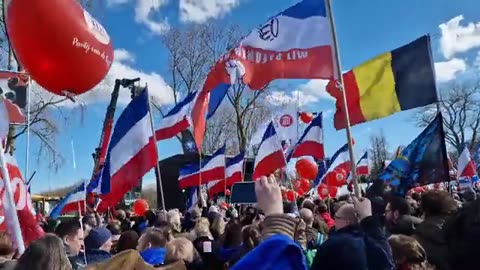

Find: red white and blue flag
253;122;286;180
178;145;226;189
356;152;369;176
208;152;245;197
88;88;157;212
318;144;351;185
155;91;197;141
49;183;85;219
288;112;324;161
192;0;334;148
457;146;478;191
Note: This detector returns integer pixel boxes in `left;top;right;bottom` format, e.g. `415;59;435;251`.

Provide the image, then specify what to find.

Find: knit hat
85;227;112;250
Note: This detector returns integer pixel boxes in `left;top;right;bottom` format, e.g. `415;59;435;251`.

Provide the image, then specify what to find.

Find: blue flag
380;113;449;194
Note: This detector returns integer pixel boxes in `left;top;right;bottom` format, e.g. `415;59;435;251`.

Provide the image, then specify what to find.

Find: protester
14;234;71;270
55;219;86;269
0;232;16;270
115;231;139;254
385;196;422;236
165;238;201;269
415;190;457;270
83;228;113;264
388;234;435;270
137;227;167;267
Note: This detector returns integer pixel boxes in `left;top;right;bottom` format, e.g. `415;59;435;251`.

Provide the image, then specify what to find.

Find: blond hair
194;218;212;239
165;237;197;263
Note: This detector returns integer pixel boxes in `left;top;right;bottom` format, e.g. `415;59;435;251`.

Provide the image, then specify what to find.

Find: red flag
0;154;44;247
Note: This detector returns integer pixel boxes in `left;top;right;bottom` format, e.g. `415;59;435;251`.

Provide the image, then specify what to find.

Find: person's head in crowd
165;237;198;265
137;227;167;252
283;202;295;215
54;219;84;256
0;232;14;261
315;200;328;214
241;206;257;226
421;190;457;218
388;234;431;269
189;208;201;223
82;213;97;228
106;222;122;252
369;196;386;216
223;218;243;248
241;224;261;253
411;192;422;202
312;216;329;235
15;234;71;270
462;187;477;202
334;204;359;230
156;210;168;224
84;227;113;252
116;230;139;254
385;196;412;225
144;210;157;226
116;210;126;221
210;214;225;240
333;200;347;215
125;210;132;219
167;209;181;233
154;220;174;241
299;208;314;227
301;199;315;213
194;217;212;239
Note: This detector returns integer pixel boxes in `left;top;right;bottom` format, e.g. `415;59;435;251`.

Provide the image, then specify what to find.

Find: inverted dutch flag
49;183;85;219
155;91;197;140
178;145;226;189
356;152;369;176
208;152;245;197
192;0;334;149
253;122;286;180
288;112;324;161
457;146;476;179
89;88;157;212
316;144;350;187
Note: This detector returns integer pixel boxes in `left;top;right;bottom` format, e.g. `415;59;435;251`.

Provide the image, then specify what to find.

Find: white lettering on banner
0;168;35;224
230;47;309;64
72;37;112;66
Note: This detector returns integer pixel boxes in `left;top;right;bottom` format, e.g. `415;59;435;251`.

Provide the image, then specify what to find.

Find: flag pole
145;86;166;210
0;143;25;254
24;77;31;182
325;0;360;197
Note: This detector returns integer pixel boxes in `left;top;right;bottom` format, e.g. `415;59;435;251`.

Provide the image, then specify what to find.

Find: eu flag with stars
380;113;449;194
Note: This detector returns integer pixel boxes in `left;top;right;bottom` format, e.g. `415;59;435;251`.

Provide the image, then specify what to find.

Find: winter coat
84;249;112;265
414;216;449;270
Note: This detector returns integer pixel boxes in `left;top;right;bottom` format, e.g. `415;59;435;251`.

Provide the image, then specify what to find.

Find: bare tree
158;23;270;154
369;131;389;178
414;81;480;153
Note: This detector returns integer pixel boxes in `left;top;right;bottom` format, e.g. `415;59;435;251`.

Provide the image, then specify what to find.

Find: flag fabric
88;88;157;212
273;108;299;144
155;91;197;141
0;71;29;125
192;0;334;147
0;99;9;139
49;183;86;219
208;152;245;197
186;187;199;210
313;159;328;187
327;35;437;130
178;145;226;189
0;98;25;134
380;114;449;195
253;122;287;180
0;153;44;247
457;146;476;179
356;152;369;176
317;144;351;186
288;112;324;160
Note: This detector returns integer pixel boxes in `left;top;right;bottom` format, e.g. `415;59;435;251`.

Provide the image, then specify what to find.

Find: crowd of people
0;175;479;270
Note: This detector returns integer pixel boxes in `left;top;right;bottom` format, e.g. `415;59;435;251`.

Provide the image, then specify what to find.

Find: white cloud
434;58;467;82
266;79;332;107
475;51;480;69
179;0;240;23
439;15;480;59
32;49;174;108
134;0;170;35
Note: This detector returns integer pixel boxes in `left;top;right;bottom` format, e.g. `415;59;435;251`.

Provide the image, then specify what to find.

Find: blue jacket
84;249;112;265
311;216;394;270
231;234;307;270
140;247;166;266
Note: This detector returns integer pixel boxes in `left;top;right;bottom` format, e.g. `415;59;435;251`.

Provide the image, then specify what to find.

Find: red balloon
133;199;149;216
225;189;231;196
295;158;318;180
300;178;310;191
328;186;338;198
6;0;114;95
300;112;314;124
297;188;305;197
317;184;329;199
325;168;347;187
286;190;296;202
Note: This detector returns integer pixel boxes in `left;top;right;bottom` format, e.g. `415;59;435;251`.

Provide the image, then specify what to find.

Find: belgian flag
327;35;438;130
